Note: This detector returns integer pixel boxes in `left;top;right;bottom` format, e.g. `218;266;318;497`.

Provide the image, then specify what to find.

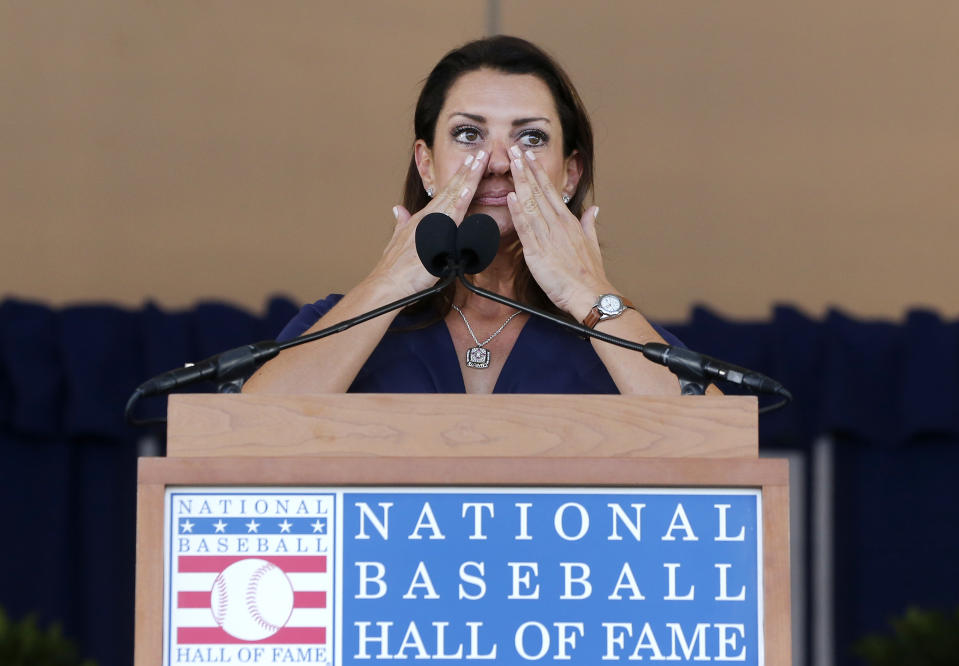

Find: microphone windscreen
415;213;458;277
457;214;500;274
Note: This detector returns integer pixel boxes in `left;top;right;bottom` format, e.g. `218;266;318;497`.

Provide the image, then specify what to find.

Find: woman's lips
473;191;512;206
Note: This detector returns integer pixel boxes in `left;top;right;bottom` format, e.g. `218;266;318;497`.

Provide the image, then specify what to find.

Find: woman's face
415;68;581;237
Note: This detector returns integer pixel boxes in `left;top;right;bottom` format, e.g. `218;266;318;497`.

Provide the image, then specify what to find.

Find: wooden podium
136;394;790;665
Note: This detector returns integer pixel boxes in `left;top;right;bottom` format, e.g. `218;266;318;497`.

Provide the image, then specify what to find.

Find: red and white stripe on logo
174;556;328;644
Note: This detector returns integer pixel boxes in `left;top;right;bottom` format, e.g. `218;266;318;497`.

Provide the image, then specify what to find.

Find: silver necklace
451;304;522;369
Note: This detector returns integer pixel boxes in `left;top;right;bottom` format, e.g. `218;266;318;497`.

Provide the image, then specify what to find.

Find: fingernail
392;206;400;220
471;158;482;171
476;150;486;160
525;150;536;161
593;206;600;220
464;154;474;166
507;192;517;204
510;146;522;158
513;158;523;170
460;186;471;199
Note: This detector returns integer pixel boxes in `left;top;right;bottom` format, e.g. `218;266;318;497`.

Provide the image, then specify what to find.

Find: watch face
598;294;624;316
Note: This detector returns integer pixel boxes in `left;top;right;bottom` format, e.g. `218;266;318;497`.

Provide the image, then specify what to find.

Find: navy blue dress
277;295;684;394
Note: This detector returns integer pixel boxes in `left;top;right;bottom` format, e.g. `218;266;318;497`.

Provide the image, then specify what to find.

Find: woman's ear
562;150;584;197
414;140;435;191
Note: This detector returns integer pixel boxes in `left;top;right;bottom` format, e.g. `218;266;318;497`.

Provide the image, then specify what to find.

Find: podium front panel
136;457;789;666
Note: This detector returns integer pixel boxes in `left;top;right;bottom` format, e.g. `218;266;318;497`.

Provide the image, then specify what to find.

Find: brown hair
403;36;595;319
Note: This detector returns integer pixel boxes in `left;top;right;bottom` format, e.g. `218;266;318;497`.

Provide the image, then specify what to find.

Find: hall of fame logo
164;490;335;665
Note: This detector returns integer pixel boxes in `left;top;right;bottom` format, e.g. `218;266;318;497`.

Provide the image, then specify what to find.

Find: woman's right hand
368;150;490;296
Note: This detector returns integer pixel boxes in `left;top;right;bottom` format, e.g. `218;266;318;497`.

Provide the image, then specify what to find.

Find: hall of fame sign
165;487;763;665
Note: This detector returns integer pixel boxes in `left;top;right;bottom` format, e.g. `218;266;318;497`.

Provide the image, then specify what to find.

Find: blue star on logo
180;520;194;534
245;519;260;533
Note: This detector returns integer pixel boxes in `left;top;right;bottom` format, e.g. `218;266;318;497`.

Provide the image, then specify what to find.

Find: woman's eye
453;127;482;143
519;130;548;147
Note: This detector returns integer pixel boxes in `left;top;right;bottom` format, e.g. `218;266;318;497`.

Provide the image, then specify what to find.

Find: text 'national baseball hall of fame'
165;488;761;665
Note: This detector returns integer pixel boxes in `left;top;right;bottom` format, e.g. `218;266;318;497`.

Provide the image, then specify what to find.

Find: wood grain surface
167;394;757;459
134;482;164;666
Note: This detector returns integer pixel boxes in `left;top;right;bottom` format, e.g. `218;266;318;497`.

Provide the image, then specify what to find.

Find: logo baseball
211;559;295;641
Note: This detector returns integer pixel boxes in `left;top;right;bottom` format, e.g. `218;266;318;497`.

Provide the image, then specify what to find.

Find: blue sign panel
343;489;762;664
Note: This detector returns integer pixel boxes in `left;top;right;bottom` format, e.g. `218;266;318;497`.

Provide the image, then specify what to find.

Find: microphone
416;213;459;277
457;214;500;274
127;213;461;424
417;212;498;275
449;214;791;406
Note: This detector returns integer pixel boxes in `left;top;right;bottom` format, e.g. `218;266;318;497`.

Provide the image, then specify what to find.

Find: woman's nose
486;141;511;175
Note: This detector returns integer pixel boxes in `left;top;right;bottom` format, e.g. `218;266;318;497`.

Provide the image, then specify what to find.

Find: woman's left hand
506;146;611;320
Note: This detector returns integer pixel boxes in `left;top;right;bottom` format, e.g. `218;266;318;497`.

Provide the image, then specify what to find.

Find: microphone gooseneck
450;214;791;409
126;214;461;425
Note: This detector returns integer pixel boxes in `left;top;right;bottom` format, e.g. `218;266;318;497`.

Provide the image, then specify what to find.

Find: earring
562;193;571;205
426;186;435;198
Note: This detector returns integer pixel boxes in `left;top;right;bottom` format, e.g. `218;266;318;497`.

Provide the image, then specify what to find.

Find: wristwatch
583;294;635;328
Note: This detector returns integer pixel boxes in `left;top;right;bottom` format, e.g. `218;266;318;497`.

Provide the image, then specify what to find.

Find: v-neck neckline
441;312;533;393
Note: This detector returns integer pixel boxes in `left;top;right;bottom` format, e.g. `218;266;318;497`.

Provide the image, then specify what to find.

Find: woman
244;36;683;396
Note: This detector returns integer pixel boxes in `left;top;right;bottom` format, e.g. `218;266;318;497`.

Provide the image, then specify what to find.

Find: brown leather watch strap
583;307;603;329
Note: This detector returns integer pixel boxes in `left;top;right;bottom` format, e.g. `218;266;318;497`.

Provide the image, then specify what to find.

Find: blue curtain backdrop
0;297;957;665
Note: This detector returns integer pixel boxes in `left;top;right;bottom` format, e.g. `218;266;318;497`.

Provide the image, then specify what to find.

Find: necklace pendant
465;346;491;369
